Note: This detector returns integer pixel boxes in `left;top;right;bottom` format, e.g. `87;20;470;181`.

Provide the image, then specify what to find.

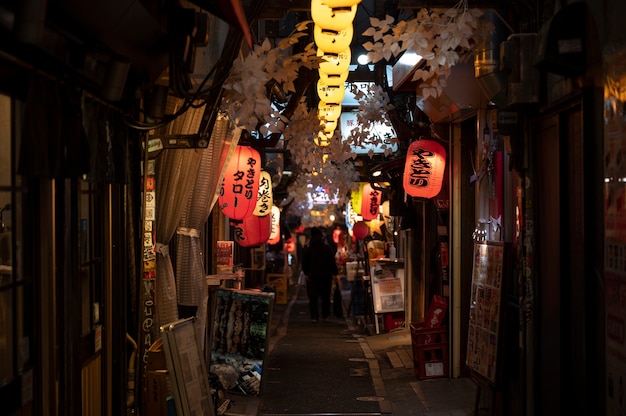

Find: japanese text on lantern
407;148;434;187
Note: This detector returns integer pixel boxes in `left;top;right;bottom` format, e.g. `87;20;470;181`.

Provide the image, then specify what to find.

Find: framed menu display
371;259;405;313
160;317;216;416
466;241;509;386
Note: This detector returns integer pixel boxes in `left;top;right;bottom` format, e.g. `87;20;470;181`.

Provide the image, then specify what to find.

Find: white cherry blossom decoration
362;0;491;99
221;21;321;135
345;83;398;157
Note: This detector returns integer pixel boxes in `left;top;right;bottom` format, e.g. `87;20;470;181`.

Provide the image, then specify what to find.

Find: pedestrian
301;227;338;322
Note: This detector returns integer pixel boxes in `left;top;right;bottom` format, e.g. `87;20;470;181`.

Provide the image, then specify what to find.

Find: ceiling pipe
473;9;513;108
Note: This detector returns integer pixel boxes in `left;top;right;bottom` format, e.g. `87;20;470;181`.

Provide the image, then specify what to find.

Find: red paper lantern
232;214;271;247
219;146;261;220
360;183;381;221
332;227;343;244
353;221;369;240
403;139;446;199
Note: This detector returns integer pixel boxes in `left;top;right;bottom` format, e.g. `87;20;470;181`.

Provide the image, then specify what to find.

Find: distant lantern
360;183;381;221
268;205;281;245
284;237;296;253
353;220;369;240
350;182;365;215
332;227;343;244
314;25;353;54
232;214;271;247
345;200;359;231
403;139;447;199
311;0;358;31
219;146;261;220
253;170;273;216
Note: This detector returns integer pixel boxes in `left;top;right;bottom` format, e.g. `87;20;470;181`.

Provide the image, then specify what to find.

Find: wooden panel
81;356;102;416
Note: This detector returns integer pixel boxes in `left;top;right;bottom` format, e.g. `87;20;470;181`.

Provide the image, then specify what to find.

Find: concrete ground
220;283;482;416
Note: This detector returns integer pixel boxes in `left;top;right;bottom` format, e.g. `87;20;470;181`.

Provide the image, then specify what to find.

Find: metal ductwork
474;9;512;108
415;60;483;124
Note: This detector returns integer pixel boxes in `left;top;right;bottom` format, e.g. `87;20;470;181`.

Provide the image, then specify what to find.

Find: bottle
388;242;396;260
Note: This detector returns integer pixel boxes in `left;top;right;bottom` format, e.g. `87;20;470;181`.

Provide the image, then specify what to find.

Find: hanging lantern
317;48;351;75
311;0;358;31
253;170;273;216
353;220;369;240
232;214;271;247
268;205;281;245
220;146;261;220
319;70;348;85
318;101;342;123
314;25;353;53
322;0;362;7
345;200;359;231
315;131;333;147
350;182;365;215
322;119;338;133
360;183;381;221
317;80;345;105
403;139;447;199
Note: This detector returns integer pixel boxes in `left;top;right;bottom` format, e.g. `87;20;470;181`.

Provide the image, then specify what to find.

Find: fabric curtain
154;97;206;328
175;114;241;346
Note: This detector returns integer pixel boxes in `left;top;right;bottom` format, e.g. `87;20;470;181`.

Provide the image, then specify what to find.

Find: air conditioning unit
500;33;539;106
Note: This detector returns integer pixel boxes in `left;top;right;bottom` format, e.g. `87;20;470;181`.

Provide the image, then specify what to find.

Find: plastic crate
384;312;405;331
410;324;449;379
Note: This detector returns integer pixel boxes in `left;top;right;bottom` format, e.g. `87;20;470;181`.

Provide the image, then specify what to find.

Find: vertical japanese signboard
466;241;509;386
604;48;626;416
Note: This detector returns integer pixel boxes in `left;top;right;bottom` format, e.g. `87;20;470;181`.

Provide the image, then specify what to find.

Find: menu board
466;242;508;385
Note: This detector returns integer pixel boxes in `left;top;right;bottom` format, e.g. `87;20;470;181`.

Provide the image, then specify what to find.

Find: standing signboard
604;48;626;416
466;241;509;386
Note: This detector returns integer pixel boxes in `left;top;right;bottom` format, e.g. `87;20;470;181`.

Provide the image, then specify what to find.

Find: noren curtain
153;97;205;328
175;114;241;345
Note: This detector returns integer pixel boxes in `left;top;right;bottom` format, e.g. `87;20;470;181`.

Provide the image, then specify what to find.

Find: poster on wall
216;241;234;273
604;47;626;416
209;289;274;396
465;241;508;386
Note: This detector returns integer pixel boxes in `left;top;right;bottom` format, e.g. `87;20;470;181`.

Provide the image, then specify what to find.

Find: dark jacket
301;236;338;281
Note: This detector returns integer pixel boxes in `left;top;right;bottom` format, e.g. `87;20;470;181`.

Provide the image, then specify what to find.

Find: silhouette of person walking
301;227;338;322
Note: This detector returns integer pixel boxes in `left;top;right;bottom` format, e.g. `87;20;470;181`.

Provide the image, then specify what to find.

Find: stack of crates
410;323;449;379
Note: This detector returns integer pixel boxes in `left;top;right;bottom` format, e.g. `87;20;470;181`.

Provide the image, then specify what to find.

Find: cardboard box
145;369;170;416
147;338;167;371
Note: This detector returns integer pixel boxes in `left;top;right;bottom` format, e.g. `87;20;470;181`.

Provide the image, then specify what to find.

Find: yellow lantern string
314;25;353;53
311;0;357;31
